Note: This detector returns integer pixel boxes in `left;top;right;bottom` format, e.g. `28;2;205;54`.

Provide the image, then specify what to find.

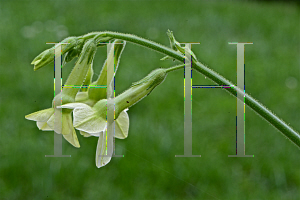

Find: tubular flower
25;38;98;148
60;68;167;168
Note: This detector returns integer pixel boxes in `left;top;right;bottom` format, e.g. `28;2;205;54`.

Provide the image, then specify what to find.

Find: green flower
60;68;167;167
25;38;98;148
59;102;129;167
26;107;80;148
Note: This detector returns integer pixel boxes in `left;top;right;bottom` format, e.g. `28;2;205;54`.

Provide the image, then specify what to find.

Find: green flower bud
114;68;167;118
31;37;80;71
31;47;54;71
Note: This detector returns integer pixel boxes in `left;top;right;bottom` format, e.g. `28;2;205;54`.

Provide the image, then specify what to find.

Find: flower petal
96;131;113;168
58;103;89;109
79;130;92;137
62;113;80;148
25;108;54;122
46;114;56;133
71;105;106;136
36;121;53;131
46;112;63;134
59;103;106;136
114;109;129;139
74;116;106;136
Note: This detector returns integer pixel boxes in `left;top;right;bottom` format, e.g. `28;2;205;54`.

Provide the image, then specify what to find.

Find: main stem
87;31;300;149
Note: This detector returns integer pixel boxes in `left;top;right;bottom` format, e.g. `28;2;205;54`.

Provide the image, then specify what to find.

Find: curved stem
88;31;300;149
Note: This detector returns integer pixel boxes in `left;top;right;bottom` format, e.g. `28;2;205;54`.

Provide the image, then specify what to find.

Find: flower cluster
25;34;169;168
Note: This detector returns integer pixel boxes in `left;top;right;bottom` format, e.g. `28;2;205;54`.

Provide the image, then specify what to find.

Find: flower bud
31;37;80;71
31;47;54;71
114;68;167;118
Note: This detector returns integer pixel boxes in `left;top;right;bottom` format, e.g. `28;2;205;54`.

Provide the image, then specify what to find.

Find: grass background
0;0;299;199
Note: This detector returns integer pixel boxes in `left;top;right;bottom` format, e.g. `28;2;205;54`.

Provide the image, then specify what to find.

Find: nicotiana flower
25;38;98;148
59;102;129;167
68;39;126;107
26;39;126;149
60;68;168;168
68;39;126;138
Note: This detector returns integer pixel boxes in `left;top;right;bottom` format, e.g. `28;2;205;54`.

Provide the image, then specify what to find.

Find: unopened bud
114;68;167;118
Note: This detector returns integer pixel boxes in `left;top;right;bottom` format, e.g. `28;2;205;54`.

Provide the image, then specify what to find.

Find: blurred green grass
0;0;299;199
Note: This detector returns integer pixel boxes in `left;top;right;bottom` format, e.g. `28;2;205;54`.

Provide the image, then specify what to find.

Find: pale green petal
46;109;67;134
59;103;106;136
36;121;53;131
62;113;80;148
46;113;62;134
96;131;112;168
64;103;106;136
46;114;56;132
80;131;92;137
25;108;54;122
74;111;106;136
58;103;90;109
59;103;91;133
45;108;80;147
114;109;129;139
